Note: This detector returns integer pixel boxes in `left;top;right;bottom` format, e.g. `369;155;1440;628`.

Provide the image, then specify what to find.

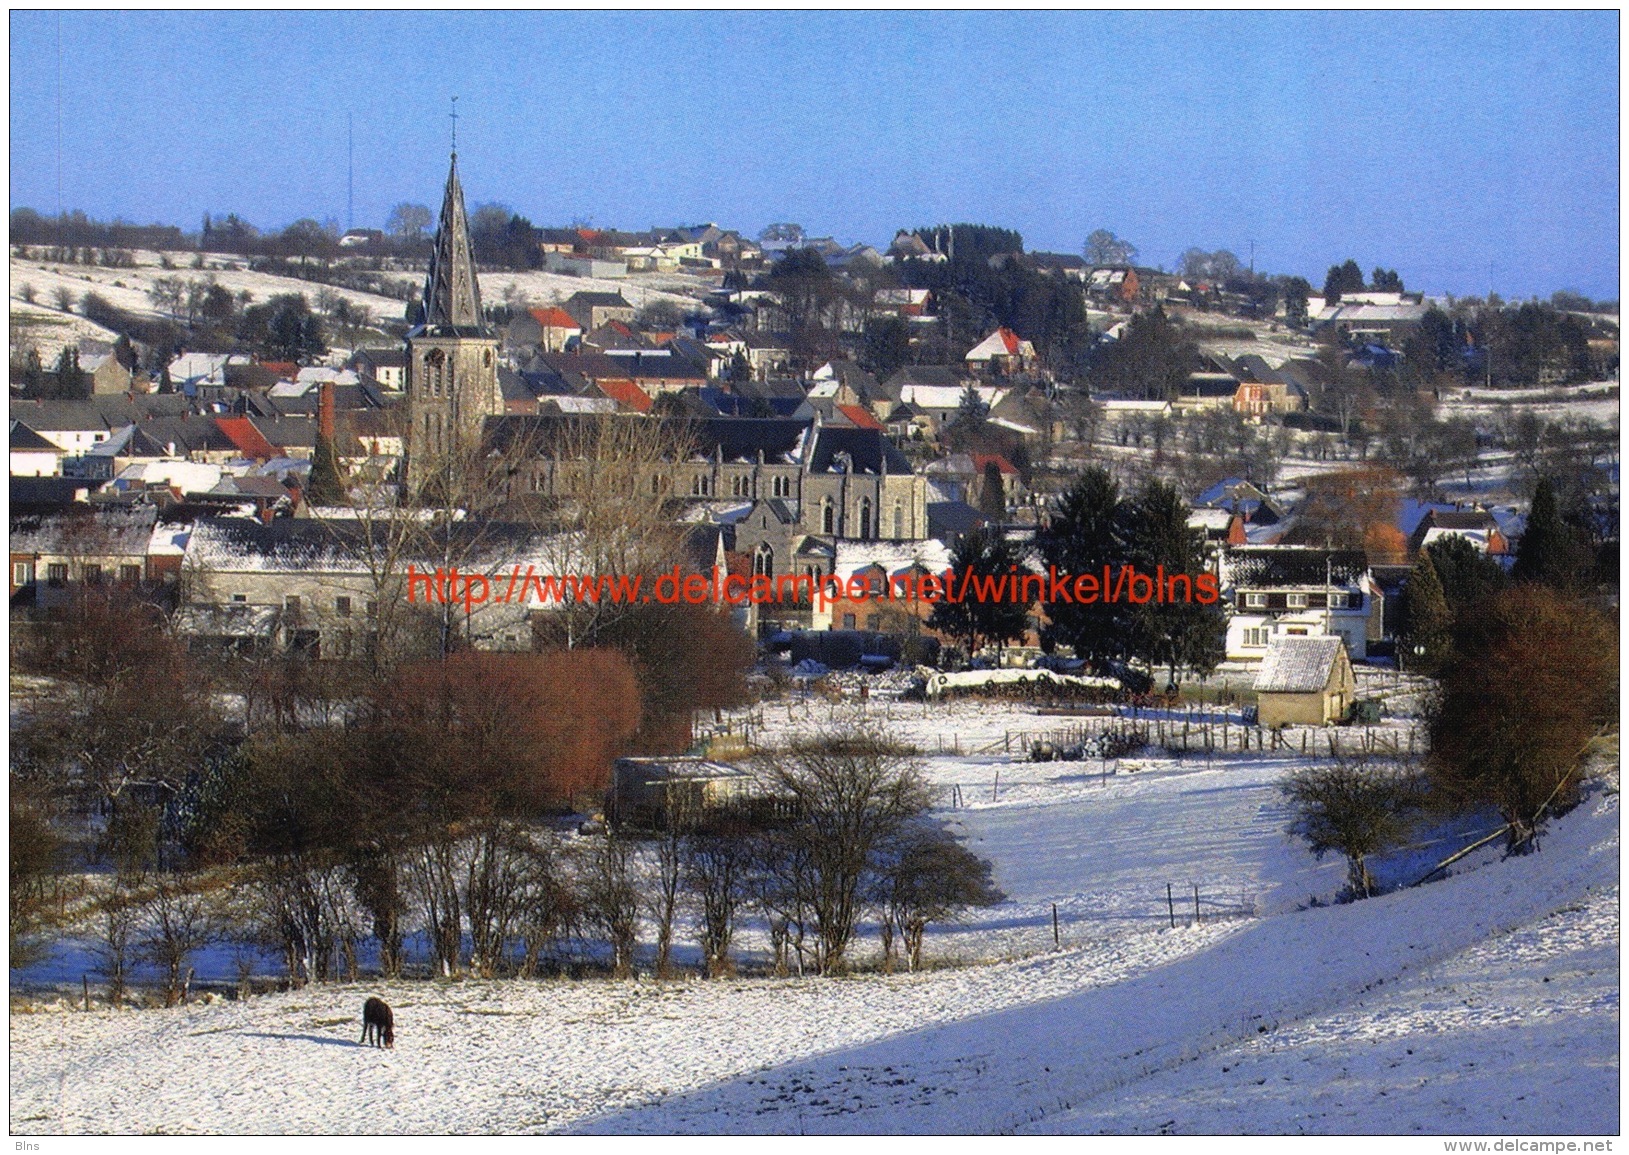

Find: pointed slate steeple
418;153;488;336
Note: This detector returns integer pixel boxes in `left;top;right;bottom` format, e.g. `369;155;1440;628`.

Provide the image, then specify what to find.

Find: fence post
1167;883;1176;928
1193;884;1201;925
1052;903;1060;948
991;769;999;802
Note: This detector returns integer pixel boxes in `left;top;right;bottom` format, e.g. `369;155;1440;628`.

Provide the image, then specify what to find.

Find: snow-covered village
7;11;1620;1143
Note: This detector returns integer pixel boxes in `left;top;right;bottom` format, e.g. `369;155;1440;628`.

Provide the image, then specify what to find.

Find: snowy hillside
7;250;704;363
9;707;1617;1136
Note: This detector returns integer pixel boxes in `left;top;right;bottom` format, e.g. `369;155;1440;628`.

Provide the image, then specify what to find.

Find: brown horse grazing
361;997;394;1049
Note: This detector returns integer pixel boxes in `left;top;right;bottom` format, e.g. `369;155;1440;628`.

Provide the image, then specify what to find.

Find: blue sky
9;10;1620;300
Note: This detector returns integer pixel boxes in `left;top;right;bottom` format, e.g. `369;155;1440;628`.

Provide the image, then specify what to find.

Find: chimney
319;380;336;443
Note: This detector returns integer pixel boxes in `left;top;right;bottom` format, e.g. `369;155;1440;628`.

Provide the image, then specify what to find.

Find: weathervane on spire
450;95;459;155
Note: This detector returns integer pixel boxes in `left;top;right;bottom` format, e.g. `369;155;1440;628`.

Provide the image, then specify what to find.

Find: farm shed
609;756;763;830
1253;635;1356;727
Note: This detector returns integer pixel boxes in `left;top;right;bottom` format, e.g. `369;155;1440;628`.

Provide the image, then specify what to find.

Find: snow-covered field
9;697;1617;1137
8;250;706;363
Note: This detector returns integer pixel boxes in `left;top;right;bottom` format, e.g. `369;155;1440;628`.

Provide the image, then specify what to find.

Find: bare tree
387;202;433;242
1282;756;1413;899
686;824;754;978
872;820;1003;971
576;829;640;978
93;879;139;1007
140;876;220;1006
765;730;933;974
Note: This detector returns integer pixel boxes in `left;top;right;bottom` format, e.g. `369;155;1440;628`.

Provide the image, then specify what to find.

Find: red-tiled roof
530;306;580;330
836;403;884;430
971;452;1019;475
215;416;282;461
594;378;653;414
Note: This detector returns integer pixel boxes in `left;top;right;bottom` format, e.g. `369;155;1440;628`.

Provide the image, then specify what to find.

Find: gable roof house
964;328;1037;377
1086;265;1140;303
1253;635;1357;727
1220;545;1378;661
1408;507;1511;558
11;420;66;477
179;516;561;659
10;505;164;609
562;291;636;331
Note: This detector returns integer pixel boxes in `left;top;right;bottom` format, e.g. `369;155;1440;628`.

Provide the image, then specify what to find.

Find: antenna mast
347;112;354;233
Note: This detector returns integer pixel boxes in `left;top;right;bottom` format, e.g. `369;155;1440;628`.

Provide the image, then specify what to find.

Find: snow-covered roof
1419;526;1492;553
832;538;954;581
1254;635;1345;694
112;460;226;493
895;384;1007;411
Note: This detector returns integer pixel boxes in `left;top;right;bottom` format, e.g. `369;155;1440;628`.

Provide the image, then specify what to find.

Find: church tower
404;152;502;494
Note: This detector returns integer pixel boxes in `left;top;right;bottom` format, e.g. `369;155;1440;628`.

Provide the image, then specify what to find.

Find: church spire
419;152;487;335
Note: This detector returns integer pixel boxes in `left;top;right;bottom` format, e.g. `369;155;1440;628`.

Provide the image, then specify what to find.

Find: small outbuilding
608;756;763;830
1253;635;1356;727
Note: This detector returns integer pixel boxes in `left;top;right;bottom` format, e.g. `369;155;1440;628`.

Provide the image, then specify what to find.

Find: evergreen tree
1512;476;1590;591
1036;467;1132;663
1088;306;1194;400
1123;478;1225;686
1424;535;1506;619
51;346;90;400
954;383;989;427
1323;259;1365;305
978;460;1006;522
305;430;346;507
926;527;1033;664
1401;550;1452;674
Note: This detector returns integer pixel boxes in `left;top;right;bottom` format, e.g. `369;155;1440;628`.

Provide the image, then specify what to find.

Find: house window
753;545;774;578
230;593;247;603
366;599;377;617
821;497;835;535
120;564;142;584
866;614;881;632
1244;592;1266;609
46;564;68;587
691;473;712;497
1287;593;1308;609
82;564;103;585
842;613;856;630
1243;627;1271;647
336;596;353;617
13;562;33;587
1327;592;1348;609
893;502;904;540
731;474;751;498
772;475;791;498
858;497;873;540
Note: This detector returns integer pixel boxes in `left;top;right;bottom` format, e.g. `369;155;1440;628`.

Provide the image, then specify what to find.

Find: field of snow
8;249;705;363
1438;382;1620;430
9;695;1617;1137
